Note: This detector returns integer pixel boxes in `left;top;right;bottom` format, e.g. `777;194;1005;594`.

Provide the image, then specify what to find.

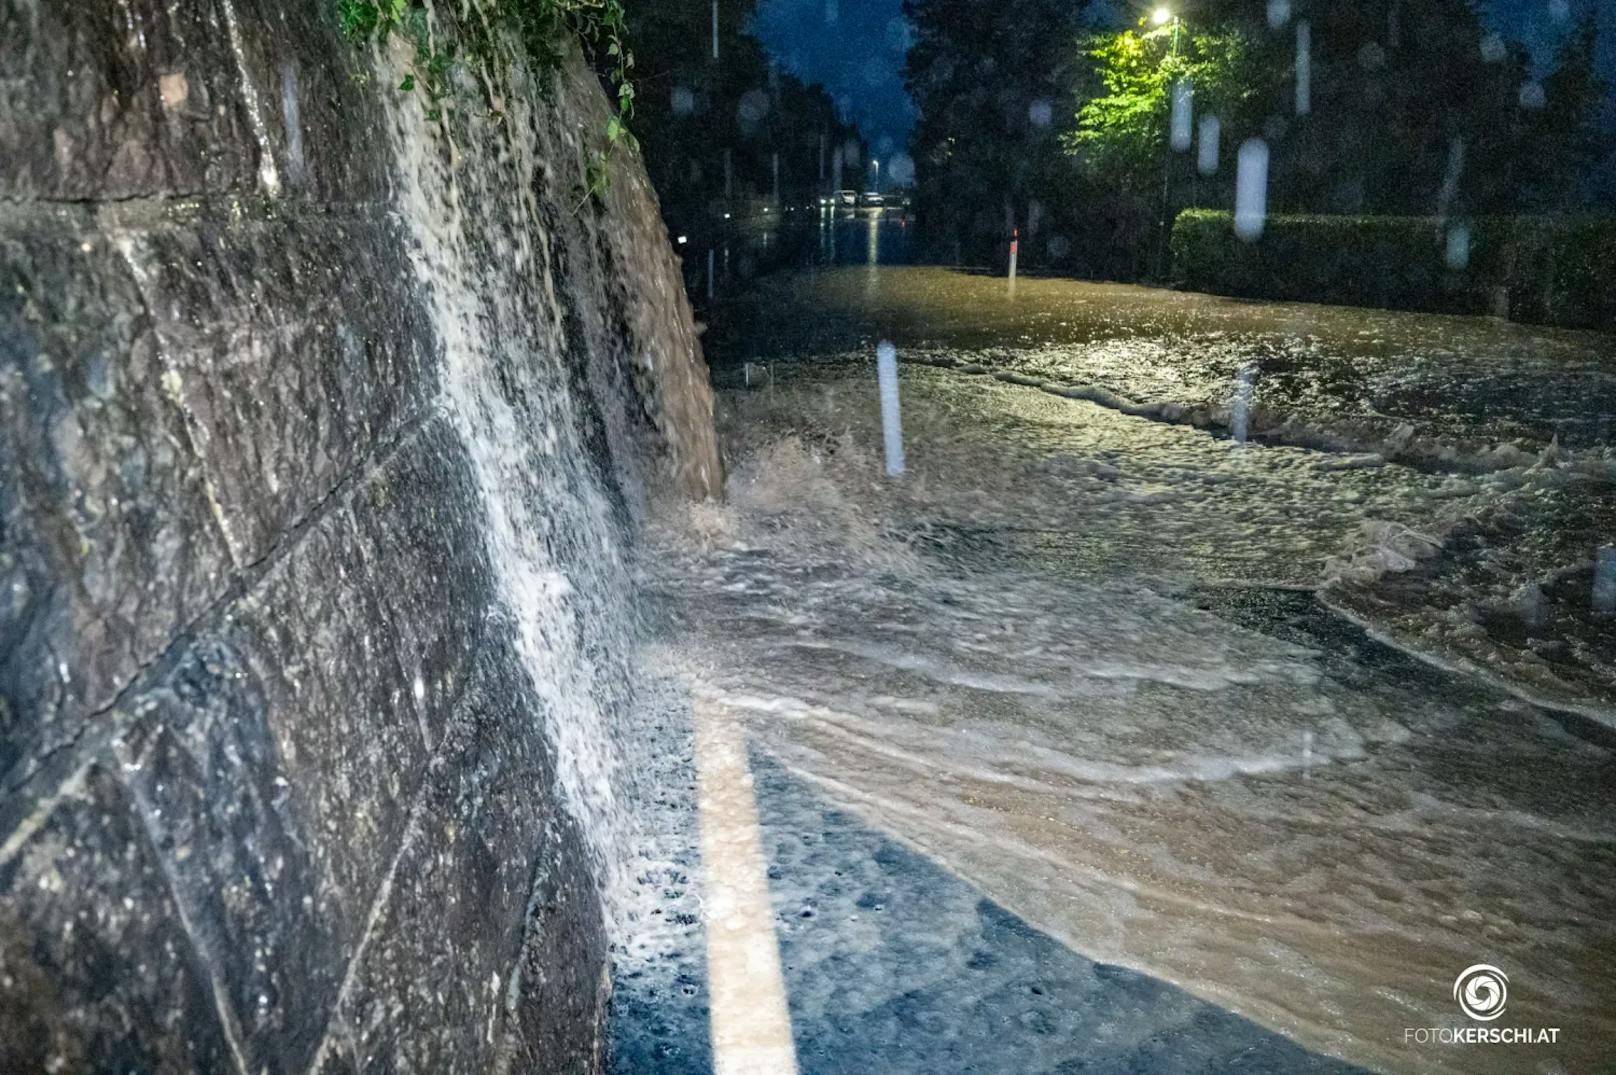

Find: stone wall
0;2;716;1070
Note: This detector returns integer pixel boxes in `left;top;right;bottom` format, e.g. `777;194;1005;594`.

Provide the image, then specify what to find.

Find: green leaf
399;73;416;91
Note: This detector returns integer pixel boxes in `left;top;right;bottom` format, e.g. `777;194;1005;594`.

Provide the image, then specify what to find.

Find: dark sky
752;0;914;158
752;0;1615;155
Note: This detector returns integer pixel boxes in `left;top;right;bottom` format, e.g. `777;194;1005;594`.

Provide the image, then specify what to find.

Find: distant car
837;189;859;207
859;191;885;207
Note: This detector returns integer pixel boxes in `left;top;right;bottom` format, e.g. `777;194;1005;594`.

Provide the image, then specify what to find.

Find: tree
904;0;1091;264
1061;20;1259;277
1522;14;1609;207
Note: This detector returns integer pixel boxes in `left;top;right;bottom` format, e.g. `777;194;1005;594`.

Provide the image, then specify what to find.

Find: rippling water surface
644;265;1615;1073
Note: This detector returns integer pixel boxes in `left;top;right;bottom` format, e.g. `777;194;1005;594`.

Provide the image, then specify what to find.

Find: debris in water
1197;115;1221;176
1170;81;1194;153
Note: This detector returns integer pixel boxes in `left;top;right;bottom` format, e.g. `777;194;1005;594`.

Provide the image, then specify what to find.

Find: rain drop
1445;222;1471;271
1198;115;1221;176
1170;81;1194;153
1235;139;1270;242
738;89;770;127
1295;21;1312;115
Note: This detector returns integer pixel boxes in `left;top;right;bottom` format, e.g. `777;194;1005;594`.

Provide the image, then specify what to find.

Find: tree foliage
903;0;1091;262
1065;25;1257;192
336;0;636;202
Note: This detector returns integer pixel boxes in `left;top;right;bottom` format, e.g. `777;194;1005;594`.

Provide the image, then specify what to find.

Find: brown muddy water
643;265;1615;1074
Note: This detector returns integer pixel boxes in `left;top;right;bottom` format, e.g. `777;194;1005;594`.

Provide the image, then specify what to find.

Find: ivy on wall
337;0;637;203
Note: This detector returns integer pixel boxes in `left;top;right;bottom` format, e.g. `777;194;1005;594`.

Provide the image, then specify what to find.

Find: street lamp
1152;7;1173;26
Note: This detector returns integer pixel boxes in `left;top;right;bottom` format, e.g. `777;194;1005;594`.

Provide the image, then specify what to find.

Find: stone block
0;215;234;774
0;763;238;1073
334;641;605;1073
117;203;438;566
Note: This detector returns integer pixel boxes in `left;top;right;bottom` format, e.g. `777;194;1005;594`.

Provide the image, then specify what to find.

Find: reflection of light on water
867;212;881;266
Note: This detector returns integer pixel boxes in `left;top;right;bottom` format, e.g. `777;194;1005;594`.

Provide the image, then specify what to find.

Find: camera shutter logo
1453;964;1508;1022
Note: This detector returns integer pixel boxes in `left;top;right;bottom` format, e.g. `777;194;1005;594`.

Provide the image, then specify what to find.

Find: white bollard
1008;230;1019;298
1231;364;1257;445
877;341;905;477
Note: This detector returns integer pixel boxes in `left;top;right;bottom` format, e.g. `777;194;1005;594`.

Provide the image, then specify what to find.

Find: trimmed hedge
1171;210;1616;330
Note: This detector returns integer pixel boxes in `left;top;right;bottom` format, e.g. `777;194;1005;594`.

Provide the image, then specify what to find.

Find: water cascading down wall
0;2;720;1070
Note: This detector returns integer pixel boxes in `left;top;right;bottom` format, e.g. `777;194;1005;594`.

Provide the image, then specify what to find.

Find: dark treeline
623;0;866;233
903;0;1612;278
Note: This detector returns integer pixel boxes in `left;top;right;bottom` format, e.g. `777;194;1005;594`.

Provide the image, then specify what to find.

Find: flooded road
638;263;1615;1074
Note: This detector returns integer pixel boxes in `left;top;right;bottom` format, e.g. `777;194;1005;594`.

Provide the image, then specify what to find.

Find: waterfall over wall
0;2;719;1070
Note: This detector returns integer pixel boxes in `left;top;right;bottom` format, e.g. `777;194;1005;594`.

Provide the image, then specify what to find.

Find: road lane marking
692;700;800;1075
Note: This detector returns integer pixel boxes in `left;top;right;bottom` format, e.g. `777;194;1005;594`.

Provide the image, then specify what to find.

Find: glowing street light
1152;7;1173;26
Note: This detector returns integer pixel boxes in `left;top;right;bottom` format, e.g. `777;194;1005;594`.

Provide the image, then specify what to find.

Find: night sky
752;0;914;157
751;0;1616;156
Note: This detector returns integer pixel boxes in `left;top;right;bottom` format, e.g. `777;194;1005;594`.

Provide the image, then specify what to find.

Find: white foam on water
645;357;1616;1075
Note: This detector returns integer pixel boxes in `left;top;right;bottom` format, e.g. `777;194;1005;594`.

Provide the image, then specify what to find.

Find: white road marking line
693;700;800;1075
